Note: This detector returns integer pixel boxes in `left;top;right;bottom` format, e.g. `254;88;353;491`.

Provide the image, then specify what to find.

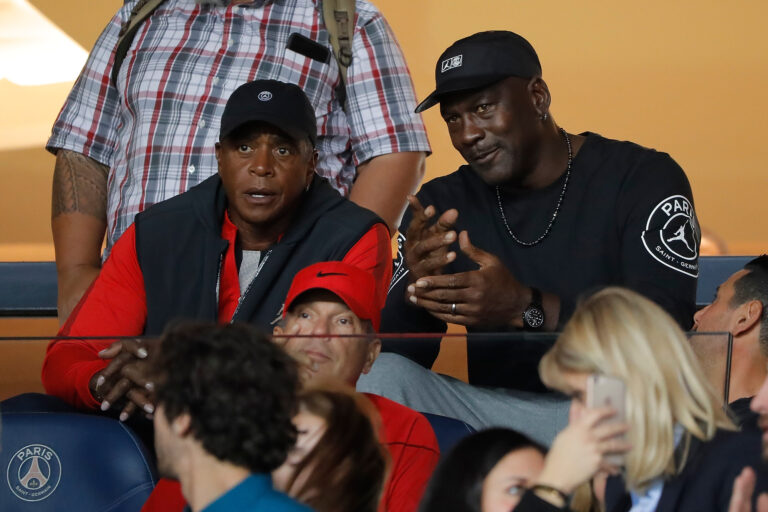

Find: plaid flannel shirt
48;0;429;254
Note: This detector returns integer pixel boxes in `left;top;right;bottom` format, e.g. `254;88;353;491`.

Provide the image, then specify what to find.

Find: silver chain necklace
495;128;573;247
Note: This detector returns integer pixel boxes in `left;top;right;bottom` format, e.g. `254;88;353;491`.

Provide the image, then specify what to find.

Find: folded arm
350;152;426;235
51;149;109;325
43;225;147;409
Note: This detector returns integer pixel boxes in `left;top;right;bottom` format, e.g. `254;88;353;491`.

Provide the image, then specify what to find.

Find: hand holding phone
537;401;630;495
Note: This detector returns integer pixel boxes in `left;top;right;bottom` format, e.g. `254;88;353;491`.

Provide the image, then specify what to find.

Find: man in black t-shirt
357;31;700;444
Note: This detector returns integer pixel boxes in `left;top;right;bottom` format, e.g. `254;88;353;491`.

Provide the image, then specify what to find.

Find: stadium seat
1;392;74;413
697;256;754;308
0;262;57;317
0;393;156;511
421;412;476;456
0;257;758;314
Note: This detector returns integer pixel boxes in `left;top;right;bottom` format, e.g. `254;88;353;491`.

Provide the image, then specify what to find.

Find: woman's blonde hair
539;287;734;490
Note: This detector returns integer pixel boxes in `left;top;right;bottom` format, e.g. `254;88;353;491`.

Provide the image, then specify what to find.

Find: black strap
111;0;166;86
111;0;356;111
321;0;356;111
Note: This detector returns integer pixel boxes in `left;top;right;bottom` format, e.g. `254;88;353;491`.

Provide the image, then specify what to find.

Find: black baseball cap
219;79;317;146
415;31;542;113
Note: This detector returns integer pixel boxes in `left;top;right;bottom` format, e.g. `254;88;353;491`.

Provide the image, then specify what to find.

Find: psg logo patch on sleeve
389;232;409;294
641;195;700;278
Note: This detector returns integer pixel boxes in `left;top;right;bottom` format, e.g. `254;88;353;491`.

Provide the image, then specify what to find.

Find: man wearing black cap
49;0;429;326
359;31;699;443
43;80;392;424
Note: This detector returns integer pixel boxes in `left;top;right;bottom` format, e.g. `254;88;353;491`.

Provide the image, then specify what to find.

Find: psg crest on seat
6;444;62;502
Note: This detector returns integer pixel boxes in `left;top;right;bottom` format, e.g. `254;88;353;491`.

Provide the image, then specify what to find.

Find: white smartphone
586;374;627;466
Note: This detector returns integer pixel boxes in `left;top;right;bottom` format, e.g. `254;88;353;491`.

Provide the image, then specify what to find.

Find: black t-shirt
382;133;699;387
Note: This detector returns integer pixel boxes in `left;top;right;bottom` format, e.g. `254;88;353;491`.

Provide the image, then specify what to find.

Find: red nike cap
283;262;381;331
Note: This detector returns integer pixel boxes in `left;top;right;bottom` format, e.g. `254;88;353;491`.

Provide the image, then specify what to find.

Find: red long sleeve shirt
42;213;392;409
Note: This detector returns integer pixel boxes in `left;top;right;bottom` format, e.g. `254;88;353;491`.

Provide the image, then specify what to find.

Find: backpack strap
111;0;357;111
321;0;356;109
111;0;167;87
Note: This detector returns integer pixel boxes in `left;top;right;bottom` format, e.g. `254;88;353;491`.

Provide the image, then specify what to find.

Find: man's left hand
406;231;530;328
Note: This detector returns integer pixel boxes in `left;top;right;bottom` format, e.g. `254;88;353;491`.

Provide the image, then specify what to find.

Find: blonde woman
514;287;766;512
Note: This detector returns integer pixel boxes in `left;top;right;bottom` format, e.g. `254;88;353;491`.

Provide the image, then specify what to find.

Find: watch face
524;307;545;329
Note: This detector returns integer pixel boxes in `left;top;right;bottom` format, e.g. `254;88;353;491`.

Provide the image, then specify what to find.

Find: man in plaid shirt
48;0;429;323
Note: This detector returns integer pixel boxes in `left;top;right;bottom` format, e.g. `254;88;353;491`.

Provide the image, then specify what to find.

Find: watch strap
529;286;542;307
522;287;545;330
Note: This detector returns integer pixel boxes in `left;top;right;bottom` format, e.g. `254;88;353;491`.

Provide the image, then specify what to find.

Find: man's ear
214;142;222;175
305;149;318;187
733;300;763;337
172;412;192;437
311;149;319;169
273;324;283;336
361;339;382;375
528;77;551;118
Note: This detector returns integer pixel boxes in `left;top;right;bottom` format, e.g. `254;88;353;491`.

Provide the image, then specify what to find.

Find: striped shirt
48;0;429;254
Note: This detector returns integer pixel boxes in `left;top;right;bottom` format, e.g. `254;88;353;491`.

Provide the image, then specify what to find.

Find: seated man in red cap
144;262;440;512
276;262;441;512
42;79;391;424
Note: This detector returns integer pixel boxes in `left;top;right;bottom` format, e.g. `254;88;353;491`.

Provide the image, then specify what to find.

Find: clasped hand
404;196;529;327
89;338;157;422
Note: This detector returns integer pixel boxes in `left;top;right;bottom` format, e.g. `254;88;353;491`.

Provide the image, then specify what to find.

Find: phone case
586;374;626;466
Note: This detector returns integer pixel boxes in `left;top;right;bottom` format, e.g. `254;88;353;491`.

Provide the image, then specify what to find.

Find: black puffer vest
134;174;383;335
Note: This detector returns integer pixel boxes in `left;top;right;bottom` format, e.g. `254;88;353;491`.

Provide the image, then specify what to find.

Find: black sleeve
616;151;698;329
515;491;570;512
379;208;446;368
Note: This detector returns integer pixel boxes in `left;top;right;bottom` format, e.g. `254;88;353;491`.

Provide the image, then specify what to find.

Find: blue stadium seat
0;257;756;314
0;262;57;316
1;393;74;414
421;412;476;456
0;393;156;511
696;256;754;308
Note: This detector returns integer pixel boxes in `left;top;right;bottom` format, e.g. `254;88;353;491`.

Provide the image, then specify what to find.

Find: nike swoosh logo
316;271;347;277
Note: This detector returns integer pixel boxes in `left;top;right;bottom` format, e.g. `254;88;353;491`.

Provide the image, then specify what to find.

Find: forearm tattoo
51;150;109;219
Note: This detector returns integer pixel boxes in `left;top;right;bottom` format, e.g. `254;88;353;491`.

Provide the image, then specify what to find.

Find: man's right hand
89;338;157;422
403;195;459;283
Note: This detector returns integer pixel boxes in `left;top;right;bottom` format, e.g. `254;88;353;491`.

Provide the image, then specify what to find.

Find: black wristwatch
522;287;545;330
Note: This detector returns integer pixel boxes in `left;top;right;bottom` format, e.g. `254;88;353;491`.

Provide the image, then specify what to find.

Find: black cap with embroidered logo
415;31;542;113
219;79;317;146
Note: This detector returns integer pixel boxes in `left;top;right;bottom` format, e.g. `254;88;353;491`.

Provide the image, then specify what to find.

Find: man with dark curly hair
148;322;311;512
